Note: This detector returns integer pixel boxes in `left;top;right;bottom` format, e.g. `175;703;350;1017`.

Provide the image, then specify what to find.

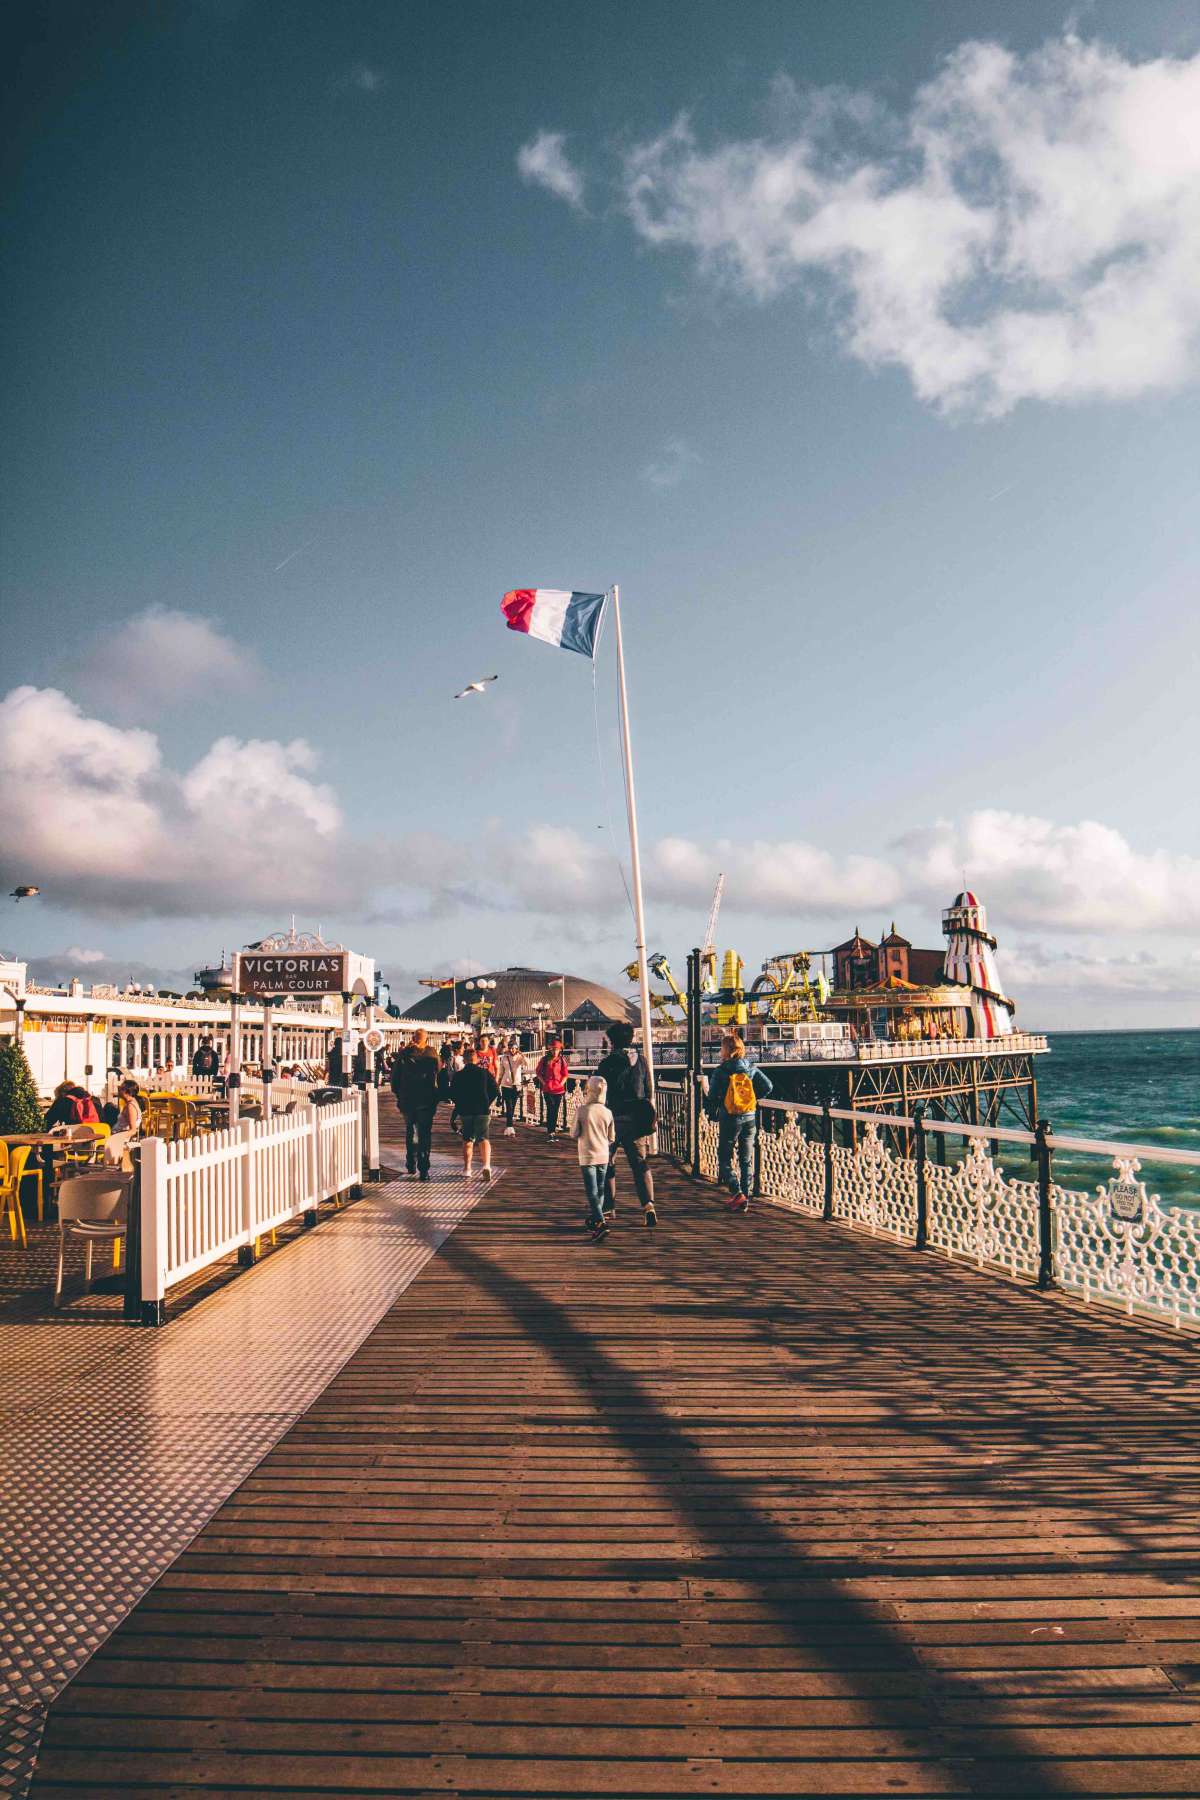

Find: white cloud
641;437;700;490
517;130;586;209
6;686;1198;955
24;949;194;992
607;35;1200;415
0;687;347;919
79;607;255;718
335;63;386;95
1002;941;1200;999
891;810;1200;933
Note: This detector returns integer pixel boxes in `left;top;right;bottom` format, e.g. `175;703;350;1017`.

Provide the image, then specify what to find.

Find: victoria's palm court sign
237;951;349;996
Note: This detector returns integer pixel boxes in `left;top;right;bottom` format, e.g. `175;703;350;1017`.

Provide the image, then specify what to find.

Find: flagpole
610;584;656;1096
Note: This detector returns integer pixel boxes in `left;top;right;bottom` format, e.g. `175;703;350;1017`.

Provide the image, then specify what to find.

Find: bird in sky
10;886;40;901
453;675;498;700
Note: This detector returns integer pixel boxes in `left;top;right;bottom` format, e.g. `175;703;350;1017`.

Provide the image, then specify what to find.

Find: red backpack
69;1094;99;1124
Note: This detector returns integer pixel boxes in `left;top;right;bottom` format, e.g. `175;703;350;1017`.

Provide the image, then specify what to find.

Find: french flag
501;588;607;658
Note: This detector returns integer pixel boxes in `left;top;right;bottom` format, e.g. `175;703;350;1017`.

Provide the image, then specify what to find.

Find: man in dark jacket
596;1021;658;1228
391;1030;440;1180
449;1045;500;1182
191;1037;219;1078
704;1033;773;1214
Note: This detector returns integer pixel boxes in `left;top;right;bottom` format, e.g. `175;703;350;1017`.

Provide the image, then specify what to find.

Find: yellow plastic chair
166;1097;194;1141
0;1144;28;1247
10;1144;45;1225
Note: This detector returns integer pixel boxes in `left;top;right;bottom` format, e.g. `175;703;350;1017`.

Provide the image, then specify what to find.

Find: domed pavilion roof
401;966;636;1026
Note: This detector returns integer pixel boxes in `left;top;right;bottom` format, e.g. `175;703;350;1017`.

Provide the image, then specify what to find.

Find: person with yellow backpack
704;1033;774;1214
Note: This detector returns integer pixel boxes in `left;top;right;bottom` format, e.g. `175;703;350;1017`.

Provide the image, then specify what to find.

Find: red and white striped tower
941;892;1015;1038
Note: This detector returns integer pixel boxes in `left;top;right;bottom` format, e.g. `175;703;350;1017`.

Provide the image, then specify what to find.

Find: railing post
136;1137;167;1326
821;1100;834;1221
913;1101;928;1250
1035;1117;1055;1290
237;1117;258;1265
687;947;702;1177
123;1144;145;1323
303;1101;320;1228
349;1092;365;1198
363;1085;381;1182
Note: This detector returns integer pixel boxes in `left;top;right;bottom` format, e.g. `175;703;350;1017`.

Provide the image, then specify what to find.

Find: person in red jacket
535;1038;570;1138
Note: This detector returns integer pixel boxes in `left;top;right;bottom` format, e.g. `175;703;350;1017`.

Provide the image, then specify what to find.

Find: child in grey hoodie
571;1075;616;1240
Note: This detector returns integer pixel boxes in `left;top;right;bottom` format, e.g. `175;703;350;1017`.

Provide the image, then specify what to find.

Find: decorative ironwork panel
829;1125;916;1241
758;1115;825;1215
925;1140;1040;1279
698;1113;719;1182
655;1086;689;1163
1054;1156;1200;1328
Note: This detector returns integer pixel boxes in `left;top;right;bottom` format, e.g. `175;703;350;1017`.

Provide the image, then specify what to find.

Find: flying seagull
10;886;39;900
454;675;499;700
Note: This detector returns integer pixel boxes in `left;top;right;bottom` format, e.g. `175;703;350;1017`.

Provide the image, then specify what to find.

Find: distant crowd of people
35;1016;778;1241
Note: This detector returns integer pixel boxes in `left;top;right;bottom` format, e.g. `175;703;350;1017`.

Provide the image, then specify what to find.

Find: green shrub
0;1036;43;1133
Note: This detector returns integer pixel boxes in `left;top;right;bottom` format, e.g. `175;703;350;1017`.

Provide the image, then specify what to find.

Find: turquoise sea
1034;1028;1200;1209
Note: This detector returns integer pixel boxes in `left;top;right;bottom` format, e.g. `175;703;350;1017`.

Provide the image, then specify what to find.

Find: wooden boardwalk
31;1113;1200;1797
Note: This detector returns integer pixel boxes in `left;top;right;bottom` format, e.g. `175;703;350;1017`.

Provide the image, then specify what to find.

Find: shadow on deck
30;1114;1200;1797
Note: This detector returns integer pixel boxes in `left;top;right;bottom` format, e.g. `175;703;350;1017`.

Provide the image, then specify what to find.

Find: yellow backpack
724;1070;757;1115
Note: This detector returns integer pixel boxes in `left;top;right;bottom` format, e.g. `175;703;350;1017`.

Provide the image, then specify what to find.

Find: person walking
191;1036;219;1078
596;1021;658;1227
498;1035;527;1136
436;1045;458;1133
704;1033;774;1214
571;1074;615;1242
477;1034;499;1082
449;1045;500;1181
391;1029;440;1181
535;1037;570;1139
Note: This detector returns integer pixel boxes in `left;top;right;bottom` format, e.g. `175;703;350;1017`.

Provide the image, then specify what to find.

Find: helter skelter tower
941;891;1015;1038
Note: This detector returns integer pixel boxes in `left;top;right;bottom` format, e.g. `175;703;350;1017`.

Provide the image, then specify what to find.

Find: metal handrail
757;1096;1200;1168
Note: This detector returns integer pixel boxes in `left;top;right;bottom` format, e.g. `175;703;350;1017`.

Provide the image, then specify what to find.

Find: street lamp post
466;978;497;1034
1;986;25;1046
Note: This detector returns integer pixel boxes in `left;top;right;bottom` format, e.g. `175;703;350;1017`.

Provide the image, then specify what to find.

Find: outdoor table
2;1132;72;1149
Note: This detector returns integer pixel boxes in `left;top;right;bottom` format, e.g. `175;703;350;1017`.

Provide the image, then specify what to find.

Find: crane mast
700;873;724;993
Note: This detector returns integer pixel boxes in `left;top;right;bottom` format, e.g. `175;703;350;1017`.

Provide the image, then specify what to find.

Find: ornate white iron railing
678;1096;1200;1334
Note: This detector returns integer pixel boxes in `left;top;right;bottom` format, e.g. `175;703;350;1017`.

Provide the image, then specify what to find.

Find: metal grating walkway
0;1155;493;1798
25;1117;1200;1797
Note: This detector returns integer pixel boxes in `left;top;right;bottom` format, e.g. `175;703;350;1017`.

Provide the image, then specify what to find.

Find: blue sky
3;1;1199;1026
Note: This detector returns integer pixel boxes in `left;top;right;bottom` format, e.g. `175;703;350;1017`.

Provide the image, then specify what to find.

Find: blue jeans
718;1115;756;1199
580;1164;607;1226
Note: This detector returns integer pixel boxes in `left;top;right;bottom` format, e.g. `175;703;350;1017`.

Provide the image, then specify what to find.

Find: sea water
1034;1028;1200;1209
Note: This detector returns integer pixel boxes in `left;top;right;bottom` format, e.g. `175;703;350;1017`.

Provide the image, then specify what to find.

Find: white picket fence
136;1095;362;1310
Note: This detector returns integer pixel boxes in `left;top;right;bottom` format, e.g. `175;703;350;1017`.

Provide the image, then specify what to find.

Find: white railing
855;1030;1048;1062
137;1095;362;1314
651;1031;1047;1067
689;1100;1200;1332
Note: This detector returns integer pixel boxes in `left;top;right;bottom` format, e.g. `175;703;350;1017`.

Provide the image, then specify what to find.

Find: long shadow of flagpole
395;1186;1078;1798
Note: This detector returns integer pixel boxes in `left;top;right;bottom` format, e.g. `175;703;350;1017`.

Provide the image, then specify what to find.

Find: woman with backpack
704;1033;773;1214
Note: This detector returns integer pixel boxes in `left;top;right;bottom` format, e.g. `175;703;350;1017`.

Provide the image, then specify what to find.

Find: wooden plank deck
31;1112;1200;1797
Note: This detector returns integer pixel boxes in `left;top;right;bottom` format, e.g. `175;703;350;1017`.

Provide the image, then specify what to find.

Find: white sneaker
503;1126;516;1138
